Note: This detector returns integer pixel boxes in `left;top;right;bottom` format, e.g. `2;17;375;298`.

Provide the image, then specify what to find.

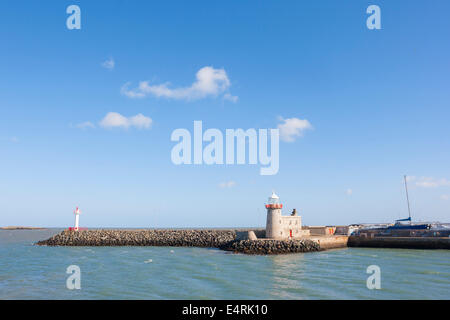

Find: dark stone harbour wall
220;239;321;254
348;236;450;249
36;229;322;254
37;229;237;247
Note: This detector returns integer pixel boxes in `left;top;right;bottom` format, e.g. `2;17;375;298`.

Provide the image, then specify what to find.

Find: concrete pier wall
312;235;349;249
348;236;450;249
235;229;265;240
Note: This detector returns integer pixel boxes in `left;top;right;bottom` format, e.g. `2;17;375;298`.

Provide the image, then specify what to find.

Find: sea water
0;229;448;299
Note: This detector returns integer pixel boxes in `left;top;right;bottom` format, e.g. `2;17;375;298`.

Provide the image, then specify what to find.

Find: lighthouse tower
73;207;81;231
265;192;283;239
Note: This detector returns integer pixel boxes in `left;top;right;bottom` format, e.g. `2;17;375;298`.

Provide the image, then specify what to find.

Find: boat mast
404;175;412;225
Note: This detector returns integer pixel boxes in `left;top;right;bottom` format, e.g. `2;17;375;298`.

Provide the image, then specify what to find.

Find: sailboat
387;175;430;230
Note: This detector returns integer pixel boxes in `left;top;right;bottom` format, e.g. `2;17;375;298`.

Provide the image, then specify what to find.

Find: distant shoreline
0;226;47;230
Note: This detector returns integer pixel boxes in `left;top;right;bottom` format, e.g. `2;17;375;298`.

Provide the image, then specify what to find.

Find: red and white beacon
73;206;81;231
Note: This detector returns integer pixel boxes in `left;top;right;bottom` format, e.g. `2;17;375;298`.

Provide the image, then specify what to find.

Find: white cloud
346;188;353;195
121;66;236;101
128;113;152;129
74;121;96;129
277;117;313;142
219;181;236;188
410;176;450;188
223;93;238;103
120;82;145;98
99;112;152;129
101;57;115;70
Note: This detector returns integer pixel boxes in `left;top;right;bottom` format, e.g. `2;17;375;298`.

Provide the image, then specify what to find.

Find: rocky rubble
220;239;321;255
36;229;236;247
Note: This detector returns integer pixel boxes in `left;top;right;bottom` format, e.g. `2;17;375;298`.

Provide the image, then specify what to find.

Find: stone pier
36;229;349;254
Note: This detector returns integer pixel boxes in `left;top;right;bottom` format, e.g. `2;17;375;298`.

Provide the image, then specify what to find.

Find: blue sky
1;1;449;227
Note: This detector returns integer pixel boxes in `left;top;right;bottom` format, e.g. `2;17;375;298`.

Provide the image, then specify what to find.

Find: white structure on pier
74;206;81;231
265;192;309;239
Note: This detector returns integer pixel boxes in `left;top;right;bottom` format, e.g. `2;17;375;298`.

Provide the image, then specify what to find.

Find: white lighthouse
74;206;81;231
265;192;283;239
265;192;309;239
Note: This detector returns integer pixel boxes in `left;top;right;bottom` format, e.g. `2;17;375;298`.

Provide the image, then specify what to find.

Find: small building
265;192;310;239
303;226;336;236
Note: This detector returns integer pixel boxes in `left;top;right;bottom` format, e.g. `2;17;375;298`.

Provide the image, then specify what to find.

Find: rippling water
0;229;449;299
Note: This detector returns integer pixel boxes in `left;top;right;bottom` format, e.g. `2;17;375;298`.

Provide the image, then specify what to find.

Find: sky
1;0;449;228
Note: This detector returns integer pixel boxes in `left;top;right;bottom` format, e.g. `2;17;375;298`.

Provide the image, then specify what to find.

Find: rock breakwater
36;229;237;247
220;239;321;255
36;229;326;254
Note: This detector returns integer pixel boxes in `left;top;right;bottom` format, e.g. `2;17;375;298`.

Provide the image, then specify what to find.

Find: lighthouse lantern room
266;192;282;208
